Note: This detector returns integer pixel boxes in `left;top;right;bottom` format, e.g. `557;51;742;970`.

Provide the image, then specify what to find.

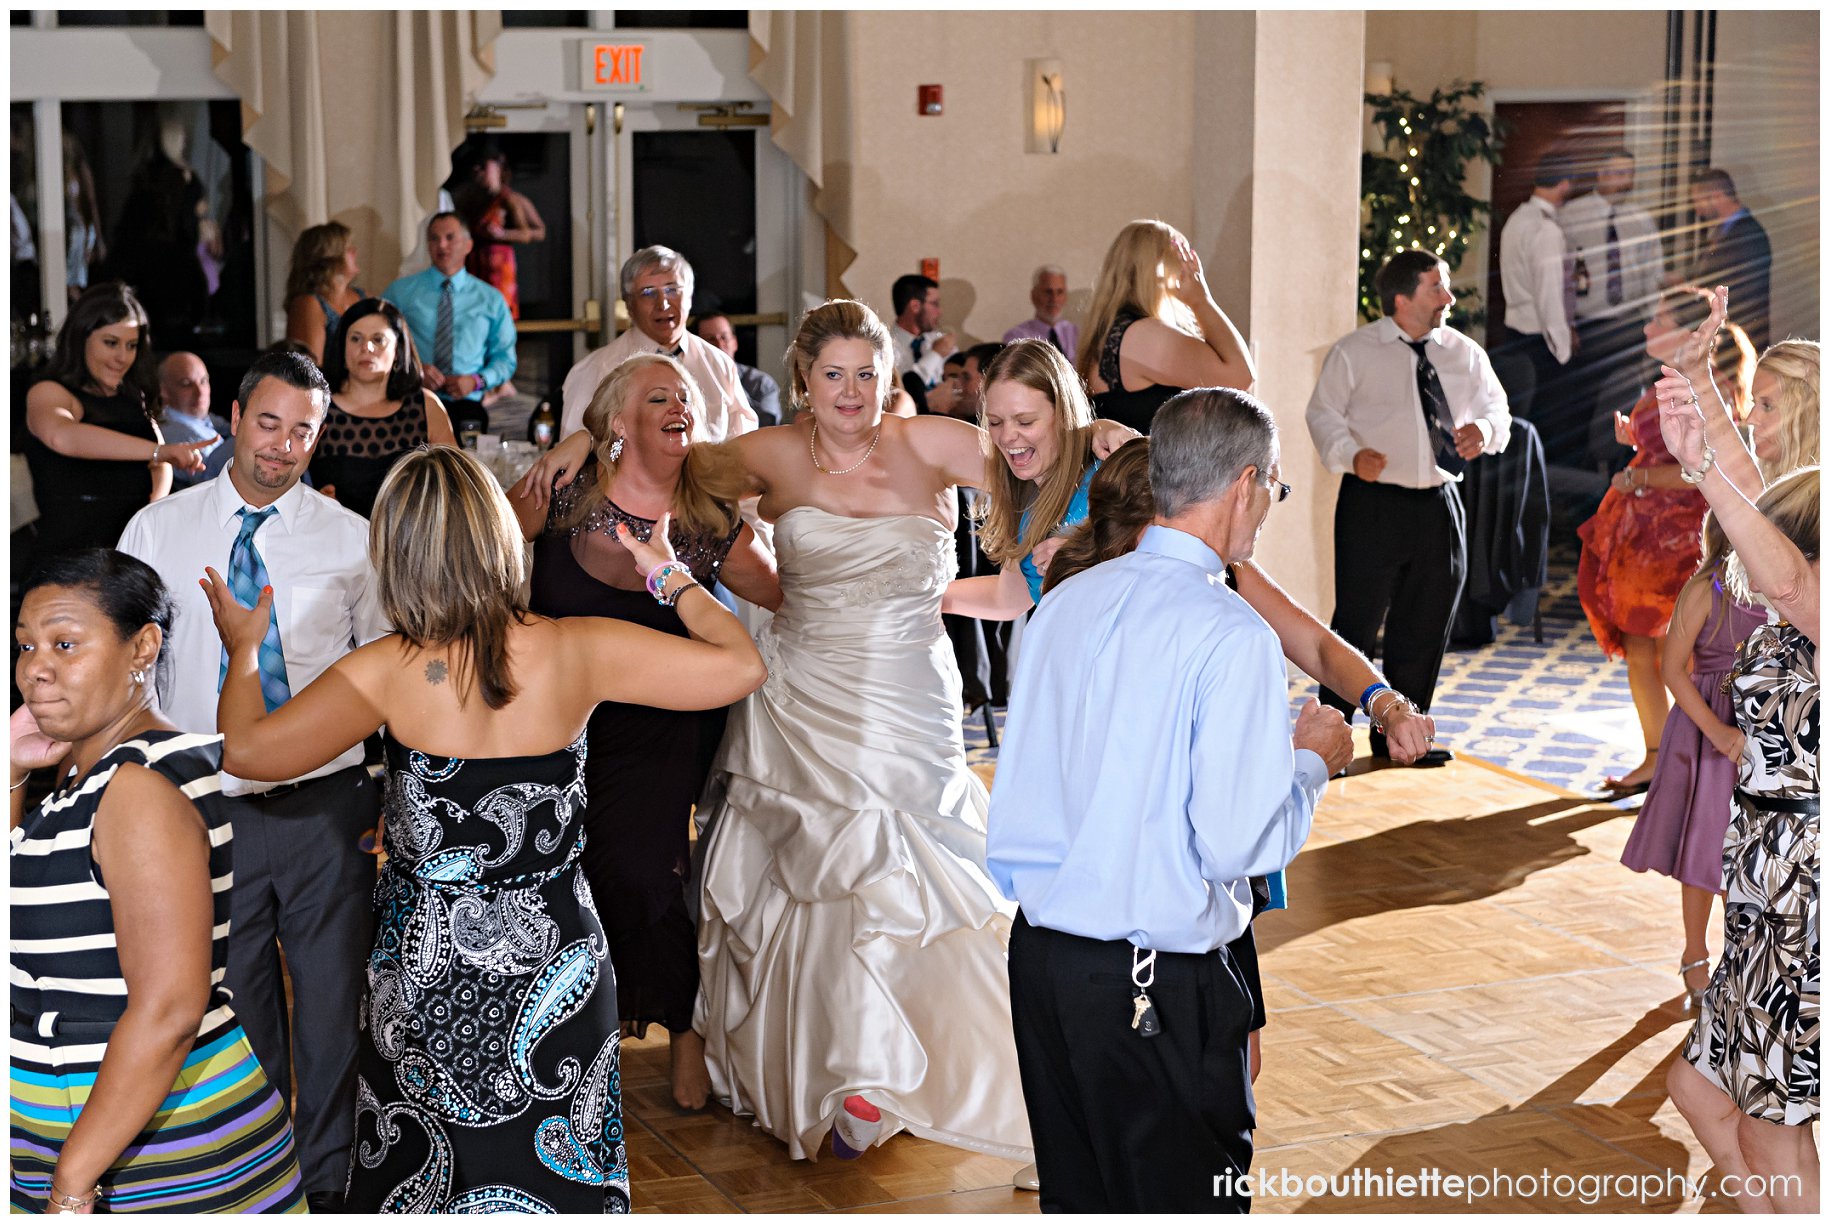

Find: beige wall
1367;9;1819;342
840;11;1365;616
840;12;1197;344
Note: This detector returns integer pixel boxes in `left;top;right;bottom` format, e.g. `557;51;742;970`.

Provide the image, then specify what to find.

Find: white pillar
1192;10;1367;618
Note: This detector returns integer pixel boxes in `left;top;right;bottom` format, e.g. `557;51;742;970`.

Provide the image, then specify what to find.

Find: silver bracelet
1679;441;1717;485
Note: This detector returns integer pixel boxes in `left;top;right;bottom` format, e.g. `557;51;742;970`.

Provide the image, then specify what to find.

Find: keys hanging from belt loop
1130;945;1161;1038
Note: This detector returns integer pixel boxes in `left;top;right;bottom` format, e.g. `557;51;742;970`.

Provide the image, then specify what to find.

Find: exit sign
580;40;648;92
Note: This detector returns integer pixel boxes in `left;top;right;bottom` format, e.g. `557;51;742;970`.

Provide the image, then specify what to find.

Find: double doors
476;97;795;397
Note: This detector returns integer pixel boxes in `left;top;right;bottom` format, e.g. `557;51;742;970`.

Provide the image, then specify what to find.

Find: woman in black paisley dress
511;352;780;1112
1655;378;1819;1211
204;446;766;1212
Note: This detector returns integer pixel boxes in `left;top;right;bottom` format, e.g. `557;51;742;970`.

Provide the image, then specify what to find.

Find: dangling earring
130;669;146;686
608;434;625;464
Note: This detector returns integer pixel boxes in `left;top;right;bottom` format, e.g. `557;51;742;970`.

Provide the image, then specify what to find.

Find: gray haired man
558;244;756;440
990;389;1351;1211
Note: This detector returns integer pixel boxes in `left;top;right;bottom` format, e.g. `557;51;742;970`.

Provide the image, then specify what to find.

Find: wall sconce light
1026;58;1065;154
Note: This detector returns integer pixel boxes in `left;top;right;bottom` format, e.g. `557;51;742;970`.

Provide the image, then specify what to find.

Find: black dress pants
225;766;378;1194
1008;914;1256;1213
1321;476;1466;738
1500;326;1585;466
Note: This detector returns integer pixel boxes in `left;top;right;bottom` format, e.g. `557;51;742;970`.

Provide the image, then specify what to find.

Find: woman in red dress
455;152;545;320
1577;287;1755;795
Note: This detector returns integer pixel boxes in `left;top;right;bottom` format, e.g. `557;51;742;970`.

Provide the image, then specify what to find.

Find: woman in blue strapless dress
204;446;765;1211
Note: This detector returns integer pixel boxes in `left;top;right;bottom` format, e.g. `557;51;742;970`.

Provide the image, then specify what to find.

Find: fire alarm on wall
918;85;943;116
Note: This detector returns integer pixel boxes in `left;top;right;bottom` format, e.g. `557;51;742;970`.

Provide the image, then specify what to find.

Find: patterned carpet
965;544;1651;798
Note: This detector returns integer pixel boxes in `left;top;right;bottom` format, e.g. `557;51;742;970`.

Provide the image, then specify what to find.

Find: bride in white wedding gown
698;301;1037;1162
520;301;1133;1165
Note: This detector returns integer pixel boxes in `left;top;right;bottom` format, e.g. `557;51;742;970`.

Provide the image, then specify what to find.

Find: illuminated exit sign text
580;41;648;91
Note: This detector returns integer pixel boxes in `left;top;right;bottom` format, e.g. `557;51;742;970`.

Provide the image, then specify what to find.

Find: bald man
157;352;232;487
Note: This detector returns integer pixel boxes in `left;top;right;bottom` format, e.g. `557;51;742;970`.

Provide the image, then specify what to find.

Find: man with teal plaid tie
117;351;389;1214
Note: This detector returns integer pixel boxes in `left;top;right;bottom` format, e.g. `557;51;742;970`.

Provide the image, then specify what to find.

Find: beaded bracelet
645;562;694;607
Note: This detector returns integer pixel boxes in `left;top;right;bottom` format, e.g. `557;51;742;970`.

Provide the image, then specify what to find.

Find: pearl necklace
810;420;881;475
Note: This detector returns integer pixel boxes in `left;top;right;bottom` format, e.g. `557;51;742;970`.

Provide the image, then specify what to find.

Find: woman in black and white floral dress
1655;346;1819;1212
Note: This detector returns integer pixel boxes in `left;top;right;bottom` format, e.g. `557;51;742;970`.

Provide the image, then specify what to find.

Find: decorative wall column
1192;10;1366;618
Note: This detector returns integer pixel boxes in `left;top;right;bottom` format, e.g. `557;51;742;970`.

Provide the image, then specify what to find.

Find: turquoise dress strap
1020;460;1101;604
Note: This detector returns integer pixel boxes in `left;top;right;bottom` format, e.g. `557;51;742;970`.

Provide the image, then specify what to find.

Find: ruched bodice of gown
696;506;1033;1162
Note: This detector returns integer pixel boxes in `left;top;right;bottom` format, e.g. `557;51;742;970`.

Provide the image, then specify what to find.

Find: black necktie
1406;339;1465;477
1047;326;1065;355
1605;211;1624;306
910;334;925;360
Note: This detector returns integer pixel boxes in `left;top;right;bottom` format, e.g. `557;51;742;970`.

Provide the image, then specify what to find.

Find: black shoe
306;1191;346;1215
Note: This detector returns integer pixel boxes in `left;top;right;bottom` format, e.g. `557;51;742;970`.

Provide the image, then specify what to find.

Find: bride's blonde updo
784;300;896;415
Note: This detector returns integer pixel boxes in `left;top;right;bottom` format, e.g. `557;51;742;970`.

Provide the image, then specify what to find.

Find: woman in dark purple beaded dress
509;352;781;1110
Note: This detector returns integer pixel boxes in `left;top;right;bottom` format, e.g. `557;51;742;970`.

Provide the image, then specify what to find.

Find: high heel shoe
1680;956;1711;1012
1598;750;1658;797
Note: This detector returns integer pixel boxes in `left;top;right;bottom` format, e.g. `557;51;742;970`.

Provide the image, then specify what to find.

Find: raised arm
563;517;767;709
51;765;215;1211
1668;287;1763;493
203;571;386;780
1656;371;1818;643
1126;236;1255;392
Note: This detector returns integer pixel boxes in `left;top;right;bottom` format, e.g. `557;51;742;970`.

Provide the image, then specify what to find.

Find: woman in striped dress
10;549;304;1214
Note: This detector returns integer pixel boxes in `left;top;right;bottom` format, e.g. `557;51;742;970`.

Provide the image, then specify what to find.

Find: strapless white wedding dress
695;506;1034;1162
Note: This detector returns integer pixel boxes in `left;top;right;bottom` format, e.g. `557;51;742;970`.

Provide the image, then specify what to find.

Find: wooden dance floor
625;737;1730;1213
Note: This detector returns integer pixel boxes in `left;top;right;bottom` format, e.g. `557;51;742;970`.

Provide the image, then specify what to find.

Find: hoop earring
608;434;625;464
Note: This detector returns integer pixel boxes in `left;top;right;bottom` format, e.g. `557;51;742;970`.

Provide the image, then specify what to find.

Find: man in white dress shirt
1498;150;1581;464
1559;149;1665;450
116;350;387;1215
1306;251;1511;765
889;273;955;396
559;246;757;441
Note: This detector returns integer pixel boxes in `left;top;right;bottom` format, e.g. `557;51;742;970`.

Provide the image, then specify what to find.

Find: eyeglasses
1265;476;1292;503
636;285;685;303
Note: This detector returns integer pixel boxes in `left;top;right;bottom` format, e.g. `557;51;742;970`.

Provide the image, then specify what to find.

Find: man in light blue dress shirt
988;388;1352;1212
381;212;517;435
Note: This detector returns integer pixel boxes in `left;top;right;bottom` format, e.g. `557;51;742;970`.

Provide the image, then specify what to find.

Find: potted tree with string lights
1357;80;1505;329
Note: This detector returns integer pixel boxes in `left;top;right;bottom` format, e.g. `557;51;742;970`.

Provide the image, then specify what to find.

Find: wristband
1358;682;1390;716
646;562;693;606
